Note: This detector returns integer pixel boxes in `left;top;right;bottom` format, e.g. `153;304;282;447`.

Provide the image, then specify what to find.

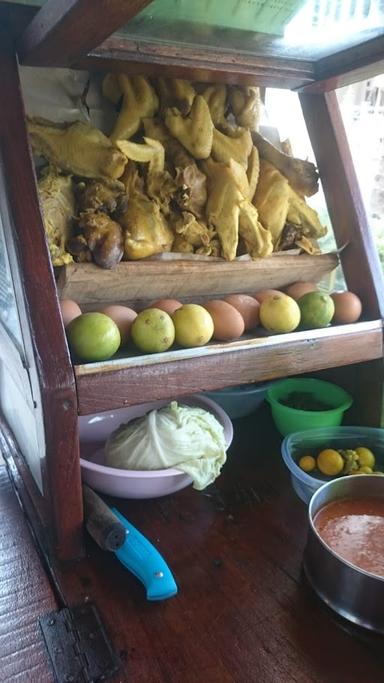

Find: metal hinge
39;602;120;682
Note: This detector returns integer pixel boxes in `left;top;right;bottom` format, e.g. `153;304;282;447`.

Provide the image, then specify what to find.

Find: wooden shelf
74;319;383;415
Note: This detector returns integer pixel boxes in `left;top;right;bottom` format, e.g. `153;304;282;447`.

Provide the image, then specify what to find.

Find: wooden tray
57;252;339;308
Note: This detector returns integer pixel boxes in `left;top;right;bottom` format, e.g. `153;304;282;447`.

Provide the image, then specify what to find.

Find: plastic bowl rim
266;377;353;415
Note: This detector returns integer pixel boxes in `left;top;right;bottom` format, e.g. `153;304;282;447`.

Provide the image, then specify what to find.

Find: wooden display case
0;0;384;566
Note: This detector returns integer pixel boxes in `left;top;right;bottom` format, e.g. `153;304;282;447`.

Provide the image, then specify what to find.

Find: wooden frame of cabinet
0;0;384;562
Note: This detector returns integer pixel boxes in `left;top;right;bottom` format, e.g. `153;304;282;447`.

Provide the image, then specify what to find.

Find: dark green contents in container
280;392;334;412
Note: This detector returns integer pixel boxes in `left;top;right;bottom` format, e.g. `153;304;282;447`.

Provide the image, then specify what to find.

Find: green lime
67;312;121;361
298;291;335;329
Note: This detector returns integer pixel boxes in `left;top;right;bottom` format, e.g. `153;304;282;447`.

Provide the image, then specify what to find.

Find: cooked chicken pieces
165;95;213;159
211;126;253;168
76;179;127;214
229;86;261;131
38;168;75;266
29;119;127;181
252;131;319;197
157;78;196;115
109;75;159;142
78;211;124;269
118;187;174;260
253;160;291;247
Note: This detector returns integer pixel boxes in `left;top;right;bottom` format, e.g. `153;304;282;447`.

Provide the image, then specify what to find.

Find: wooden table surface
0;466;57;681
53;407;384;683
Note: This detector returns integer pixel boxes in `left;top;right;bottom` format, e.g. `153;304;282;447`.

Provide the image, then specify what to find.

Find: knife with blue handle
111;507;178;601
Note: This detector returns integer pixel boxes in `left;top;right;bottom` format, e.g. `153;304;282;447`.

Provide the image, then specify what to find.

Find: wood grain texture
74;321;383;414
57;253;338;308
78;38;315;89
299;35;384;93
0;466;57;682
300;91;384;320
0;42;83;560
51;410;384;682
17;0;154;67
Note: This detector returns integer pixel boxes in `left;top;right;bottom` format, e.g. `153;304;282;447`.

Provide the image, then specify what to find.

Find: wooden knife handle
82;484;126;551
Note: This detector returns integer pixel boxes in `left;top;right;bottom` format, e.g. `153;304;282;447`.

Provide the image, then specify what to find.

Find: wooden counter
51;407;384;682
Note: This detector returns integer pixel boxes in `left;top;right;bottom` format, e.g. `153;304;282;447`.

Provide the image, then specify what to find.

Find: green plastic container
266;378;353;436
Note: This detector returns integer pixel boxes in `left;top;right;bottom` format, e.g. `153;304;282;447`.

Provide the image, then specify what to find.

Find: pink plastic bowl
79;395;233;499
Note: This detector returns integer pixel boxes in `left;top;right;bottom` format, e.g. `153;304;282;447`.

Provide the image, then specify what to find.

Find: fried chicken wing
287;188;327;238
143;117;194;169
29;119;127;180
252;131;319;197
157;78;196;115
203;159;243;261
165;95;213;159
229;86;261;131
38;168;75;266
238;200;273;258
78;211;124;269
109;75;159;143
201;84;227;126
102;73;122;105
212;126;253;168
253;160;290;247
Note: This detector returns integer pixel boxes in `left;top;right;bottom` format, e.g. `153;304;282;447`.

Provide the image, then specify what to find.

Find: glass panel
264;88;345;290
116;0;384;61
0;214;24;351
0;153;45;493
337;76;384;272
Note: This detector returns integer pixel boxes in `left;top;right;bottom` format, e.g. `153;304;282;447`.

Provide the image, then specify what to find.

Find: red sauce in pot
314;497;384;578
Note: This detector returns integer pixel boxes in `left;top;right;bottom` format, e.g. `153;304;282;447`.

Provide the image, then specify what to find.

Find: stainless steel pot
304;475;384;633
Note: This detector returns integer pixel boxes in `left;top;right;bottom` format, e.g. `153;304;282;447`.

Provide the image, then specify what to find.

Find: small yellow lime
317;449;344;476
355;447;375;469
355;466;373;474
298;455;316;473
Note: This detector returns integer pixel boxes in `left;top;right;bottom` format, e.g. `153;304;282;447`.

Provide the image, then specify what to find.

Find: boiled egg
203;299;245;341
150;298;183;315
285;281;317;301
100;305;137;345
224;294;260;331
60;299;82;327
253;289;282;303
331;291;362;324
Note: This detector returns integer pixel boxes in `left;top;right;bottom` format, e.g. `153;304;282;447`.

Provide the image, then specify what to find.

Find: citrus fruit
172;304;214;347
317;448;344;476
66;312;121;361
131;308;175;353
355;447;375;468
298;291;335;329
298;455;316;473
356;466;373;474
259;293;300;333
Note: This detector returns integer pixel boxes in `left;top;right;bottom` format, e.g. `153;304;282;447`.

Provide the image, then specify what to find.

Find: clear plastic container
281;426;384;504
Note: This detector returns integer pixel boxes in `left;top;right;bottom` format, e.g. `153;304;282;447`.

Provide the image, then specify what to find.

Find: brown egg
100;305;137;344
331;291;362;324
224;294;260;331
285;281;317;301
150;298;183;315
203;299;245;341
60;299;82;327
253;289;282;303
